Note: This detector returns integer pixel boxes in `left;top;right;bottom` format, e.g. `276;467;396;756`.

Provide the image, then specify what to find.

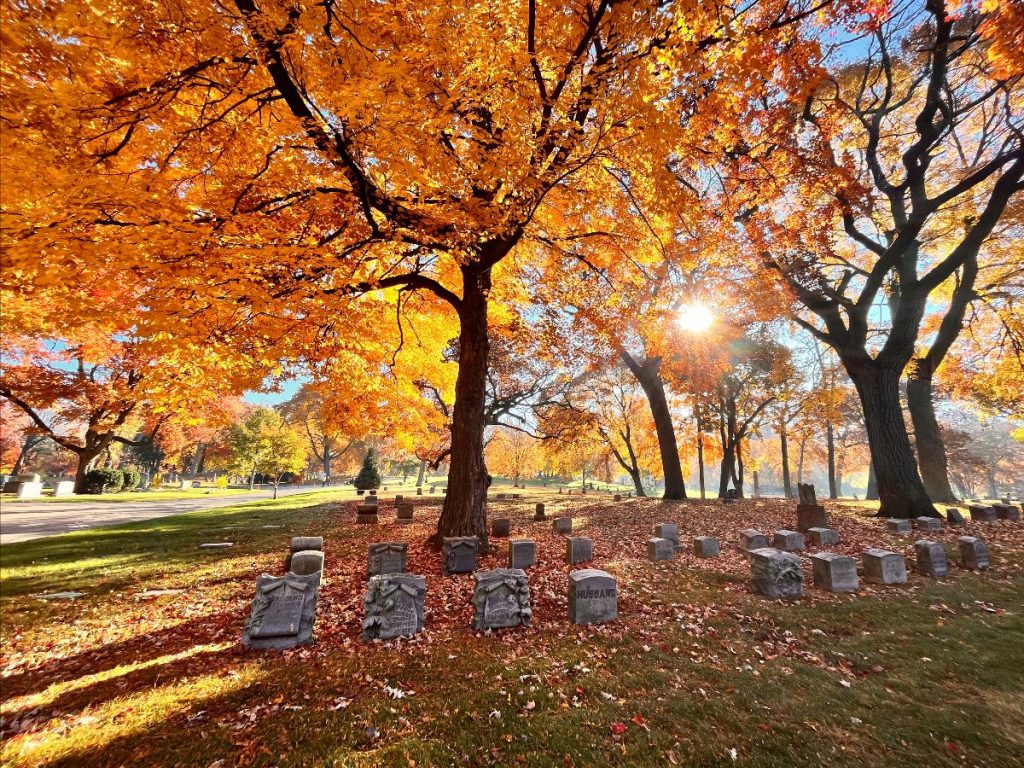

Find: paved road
0;486;348;545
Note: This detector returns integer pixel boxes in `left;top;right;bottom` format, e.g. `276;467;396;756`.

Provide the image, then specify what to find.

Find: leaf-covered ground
1;489;1023;767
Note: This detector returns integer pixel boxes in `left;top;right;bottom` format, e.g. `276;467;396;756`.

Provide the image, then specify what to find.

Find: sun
677;303;714;333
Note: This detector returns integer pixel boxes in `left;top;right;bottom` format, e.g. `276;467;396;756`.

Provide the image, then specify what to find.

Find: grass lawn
1;491;1023;767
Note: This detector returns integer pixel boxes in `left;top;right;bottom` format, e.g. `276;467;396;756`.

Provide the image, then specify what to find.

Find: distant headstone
362;573;426;641
534;503;546;521
749;548;803;600
491;518;511;538
915;516;943;532
472;568;531;631
968;505;998;523
739;529;769;550
15;482;43;499
566;536;593;565
34;591;84;601
797;483;817;506
416;487;423;496
795;484;828;532
914;540;949;578
655;523;679;547
648;537;674;560
243;572;320;650
773;529;805;552
508;539;537;569
993;504;1021;522
568;569;618;624
429;486;435;494
179;479;191;490
808;527;840;547
443;536;479;575
693;536;720;558
613;494;622;501
726;488;739;500
396;502;414;522
290;550;325;577
395;494;404;503
811;552;859;593
946;508;966;526
356;498;379;524
958;536;990;570
863;548;907;584
53;481;75;497
368;542;408;577
553;517;572;535
886;518;913;535
199;542;233;549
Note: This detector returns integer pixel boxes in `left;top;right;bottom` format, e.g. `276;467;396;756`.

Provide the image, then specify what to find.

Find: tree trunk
866;461;878;500
249;470;256;491
620;353;686;500
322;437;332;486
629;468;646;497
848;363;936;517
11;435;43;476
718;444;734;498
416;458;426;488
797;438;806;484
987;465;998;500
780;428;792;499
752;470;760;498
72;447;104;493
697;433;706;499
826;421;837;500
906;373;957;503
187;443;206;476
437;268;490;547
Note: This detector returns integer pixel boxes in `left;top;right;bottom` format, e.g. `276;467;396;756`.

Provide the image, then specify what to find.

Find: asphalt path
0;486;345;545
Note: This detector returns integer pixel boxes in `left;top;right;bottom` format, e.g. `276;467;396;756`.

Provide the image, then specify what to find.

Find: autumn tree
281;384;355;486
227;408;307;494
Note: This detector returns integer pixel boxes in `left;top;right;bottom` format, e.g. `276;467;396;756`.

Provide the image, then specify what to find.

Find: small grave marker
566;536;593;565
243;572;320;650
508;539;537;570
811;552;858;592
443;536;479;575
693;536;720;558
914;516;943;532
749;548;803;600
290;550;325;577
914;540;949;578
958;536;989;570
648;537;674;560
655;523;679;547
945;508;966;526
368;542;408;577
472;568;531;631
863;548;907;584
795;483;828;532
534;503;546;521
491;518;511;538
886;519;913;535
808;527;840;547
568;569;618;624
362;574;426;641
968;505;997;523
553;517;572;535
739;529;769;550
773;529;806;552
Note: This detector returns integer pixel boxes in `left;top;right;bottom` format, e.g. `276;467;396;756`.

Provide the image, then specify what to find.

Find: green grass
2;492;1023;767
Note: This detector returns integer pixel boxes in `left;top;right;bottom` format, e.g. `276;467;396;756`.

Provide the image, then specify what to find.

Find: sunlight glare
677;303;714;333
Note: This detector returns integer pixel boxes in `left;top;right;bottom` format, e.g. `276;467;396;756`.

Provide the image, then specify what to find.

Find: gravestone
429;486;435;494
773;529;806;552
993;504;1021;522
492;518;511;538
655;523;679;547
810;552;859;593
739;529;770;550
914;540;949;578
16;482;43;499
368;542;408;577
808;527;840;547
396;502;414;522
508;539;537;569
796;483;828;532
863;548;907;584
291;536;324;553
395;495;404;503
553;517;572;535
749;548;804;600
362;574;426;641
443;536;479;575
179;479;191;490
290;550;325;577
968;505;998;523
356;498;379;524
566;536;593;565
958;536;990;570
242;572;320;650
886;518;913;535
472;568;532;631
648;537;674;560
534;503;546;521
199;542;233;549
693;536;720;558
915;516;943;532
53;481;75;497
417;487;423;496
613;494;622;502
568;569;618;624
946;508;966;526
558;488;563;494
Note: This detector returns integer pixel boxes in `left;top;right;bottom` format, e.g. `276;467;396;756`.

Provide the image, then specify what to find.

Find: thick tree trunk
11;435;44;476
697;435;705;499
437;269;490;547
848;363;936;517
826;421;837;499
797;438;806;484
628;468;646;497
752;470;760;498
906;373;957;503
780;428;792;499
187;443;206;476
718;444;734;498
416;458;426;488
72;447;104;493
866;461;878;500
987;466;998;500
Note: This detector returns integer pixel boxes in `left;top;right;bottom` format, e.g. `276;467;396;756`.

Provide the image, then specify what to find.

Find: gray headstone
534;502;546;521
15;482;43;499
957;536;989;570
396;502;414;521
368;542;408;577
291;536;323;553
863;548;907;584
553;517;572;535
808;527;840;547
443;536;479;575
362;573;426;641
654;523;678;546
290;549;325;576
749;548;803;599
199;542;233;549
739;529;769;550
693;536;720;558
568;569;618;624
993;504;1021;522
968;505;998;523
797;483;817;506
811;552;858;592
472;568;531;631
416;487;423;495
773;529;805;552
886;518;913;535
53;481;75;497
914;540;948;578
243;572;320;650
648;537;674;560
914;516;943;532
566;536;593;565
34;591;85;601
946;508;966;526
492;518;511;538
508;539;537;570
